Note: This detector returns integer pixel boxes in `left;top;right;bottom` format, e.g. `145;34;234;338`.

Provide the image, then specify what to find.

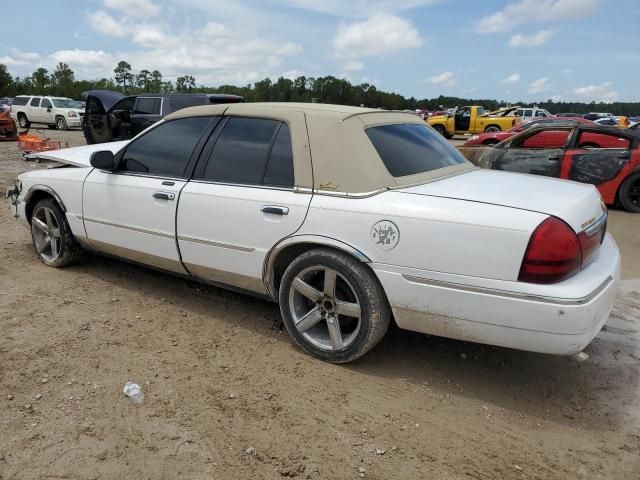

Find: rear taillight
519;215;606;284
518;217;581;284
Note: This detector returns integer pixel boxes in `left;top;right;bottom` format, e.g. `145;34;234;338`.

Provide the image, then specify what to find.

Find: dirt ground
1;129;639;480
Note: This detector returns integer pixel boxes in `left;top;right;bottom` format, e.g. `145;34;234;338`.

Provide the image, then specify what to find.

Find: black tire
483;139;499;147
47;124;57;130
279;249;391;363
618;172;640;213
432;124;447;137
484;125;500;133
56;116;68;131
30;198;83;267
18;113;30;128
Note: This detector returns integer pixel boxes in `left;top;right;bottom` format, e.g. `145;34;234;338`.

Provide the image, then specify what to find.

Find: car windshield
51;99;76;108
366;123;467;177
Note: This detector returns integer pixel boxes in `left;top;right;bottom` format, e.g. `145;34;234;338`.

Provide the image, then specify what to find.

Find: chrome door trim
402;275;614;306
177;234;255;252
83;216;175;239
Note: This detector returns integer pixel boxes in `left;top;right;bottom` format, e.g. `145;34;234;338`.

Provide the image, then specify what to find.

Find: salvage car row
6;102;620;364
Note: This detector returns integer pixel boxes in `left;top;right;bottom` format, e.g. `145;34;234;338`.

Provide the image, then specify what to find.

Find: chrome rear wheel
289;266;362;352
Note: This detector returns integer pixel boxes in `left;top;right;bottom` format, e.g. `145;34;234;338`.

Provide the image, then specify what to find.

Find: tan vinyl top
165;103;473;194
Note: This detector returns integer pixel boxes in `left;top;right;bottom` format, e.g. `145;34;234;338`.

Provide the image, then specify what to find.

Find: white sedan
6;103;620;363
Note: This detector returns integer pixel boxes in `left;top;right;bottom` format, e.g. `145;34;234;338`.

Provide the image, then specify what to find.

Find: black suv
82;90;244;144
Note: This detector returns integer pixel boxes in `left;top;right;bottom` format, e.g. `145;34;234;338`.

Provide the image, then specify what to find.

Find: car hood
397;168;605;233
25;141;130;167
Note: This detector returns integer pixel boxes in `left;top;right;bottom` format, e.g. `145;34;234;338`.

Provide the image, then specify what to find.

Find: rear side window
521;130;570;148
41;99;52;108
366;123;467;177
168;96;209;112
12;96;29;106
30;97;41;107
134;97;161;115
201;117;294;187
121;117;211;177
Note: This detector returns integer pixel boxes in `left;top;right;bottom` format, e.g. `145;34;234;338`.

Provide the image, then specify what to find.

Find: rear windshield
12;96;29;106
366;123;467;177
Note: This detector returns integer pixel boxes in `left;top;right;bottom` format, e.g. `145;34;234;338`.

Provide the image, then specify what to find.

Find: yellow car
428;105;522;138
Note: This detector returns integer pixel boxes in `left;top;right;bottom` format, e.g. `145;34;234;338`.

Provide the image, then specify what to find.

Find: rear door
83;117;214;273
562;128;635;202
177;114;312;294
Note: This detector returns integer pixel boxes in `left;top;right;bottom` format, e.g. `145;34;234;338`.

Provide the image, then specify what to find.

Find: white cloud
334;14;423;58
500;73;520;84
528;77;551;94
87;10;129;37
427;71;456;87
343;61;364;72
508;30;554;47
550;95;563;102
103;0;160;18
49;49;115;68
281;0;437;17
573;82;618;102
0;56;27;66
131;24;177;48
476;0;599;33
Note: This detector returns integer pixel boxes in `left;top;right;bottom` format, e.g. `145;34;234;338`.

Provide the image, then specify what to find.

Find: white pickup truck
10;95;84;130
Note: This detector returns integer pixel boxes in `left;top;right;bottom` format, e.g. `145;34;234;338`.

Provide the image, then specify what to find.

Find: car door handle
153;192;175;201
261;205;289;215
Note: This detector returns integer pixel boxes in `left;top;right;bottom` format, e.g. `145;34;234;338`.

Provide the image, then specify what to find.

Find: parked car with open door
82;90;244;144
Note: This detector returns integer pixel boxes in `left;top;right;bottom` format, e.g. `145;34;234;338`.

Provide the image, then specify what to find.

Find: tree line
1;61;639;116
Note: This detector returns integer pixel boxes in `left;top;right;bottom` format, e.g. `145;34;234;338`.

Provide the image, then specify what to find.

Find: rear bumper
373;234;621;355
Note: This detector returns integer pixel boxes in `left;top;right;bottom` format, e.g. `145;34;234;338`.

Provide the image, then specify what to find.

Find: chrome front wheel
31;205;63;263
30;198;82;267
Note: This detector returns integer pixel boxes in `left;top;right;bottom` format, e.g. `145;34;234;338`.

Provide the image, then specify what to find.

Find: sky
1;0;639;102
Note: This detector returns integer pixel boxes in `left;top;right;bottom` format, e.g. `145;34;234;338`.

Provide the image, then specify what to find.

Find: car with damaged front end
7;103;620;363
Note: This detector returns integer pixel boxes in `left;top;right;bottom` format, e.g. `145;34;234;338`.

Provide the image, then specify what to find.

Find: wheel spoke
335;300;361;318
295;306;323;333
36;238;50;254
32;217;49;233
323;268;337;297
292;278;321;302
43;208;54;230
326;316;344;350
50;236;59;258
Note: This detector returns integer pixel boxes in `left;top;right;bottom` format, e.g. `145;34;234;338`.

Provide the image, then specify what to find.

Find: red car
464;117;593;146
478;124;640;212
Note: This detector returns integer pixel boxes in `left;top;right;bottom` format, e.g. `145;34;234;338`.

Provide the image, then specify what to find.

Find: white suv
10;95;84;130
514;107;553;122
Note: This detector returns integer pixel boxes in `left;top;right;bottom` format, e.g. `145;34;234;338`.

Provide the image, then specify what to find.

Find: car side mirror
90;150;117;171
47;107;52;112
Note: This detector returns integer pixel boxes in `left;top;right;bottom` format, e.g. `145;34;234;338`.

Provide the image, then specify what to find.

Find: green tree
51;63;75;97
31;68;50;93
176;75;196;92
150;70;163;92
137;69;151;91
114;61;134;91
0;64;15;97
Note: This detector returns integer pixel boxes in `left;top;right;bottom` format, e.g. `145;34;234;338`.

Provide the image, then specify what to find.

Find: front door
40;98;54;124
177;115;312;294
83;116;214;273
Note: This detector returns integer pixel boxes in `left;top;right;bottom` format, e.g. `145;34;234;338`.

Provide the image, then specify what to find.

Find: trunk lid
25;140;130;167
398;169;606;233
